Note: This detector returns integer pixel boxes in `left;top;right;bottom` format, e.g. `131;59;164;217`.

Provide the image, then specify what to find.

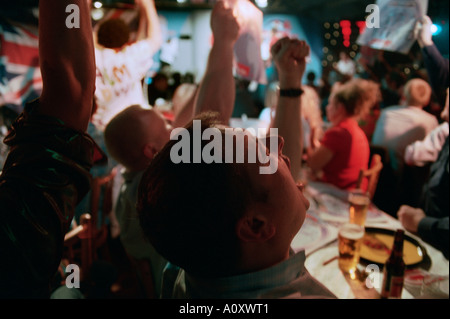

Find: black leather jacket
0;100;99;298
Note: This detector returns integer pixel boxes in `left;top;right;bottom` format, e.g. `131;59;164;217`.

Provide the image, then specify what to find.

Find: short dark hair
137;113;267;277
307;72;316;82
97;18;130;49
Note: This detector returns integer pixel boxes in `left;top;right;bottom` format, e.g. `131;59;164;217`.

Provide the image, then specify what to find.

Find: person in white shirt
372;78;439;173
92;0;162;130
336;51;356;78
404;88;449;167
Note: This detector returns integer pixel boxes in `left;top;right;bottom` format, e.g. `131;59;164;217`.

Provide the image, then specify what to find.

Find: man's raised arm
194;0;240;124
270;38;310;180
38;0;95;132
136;0;162;52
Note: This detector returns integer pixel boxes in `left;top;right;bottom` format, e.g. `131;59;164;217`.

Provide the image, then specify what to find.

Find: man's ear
236;214;276;243
143;143;158;161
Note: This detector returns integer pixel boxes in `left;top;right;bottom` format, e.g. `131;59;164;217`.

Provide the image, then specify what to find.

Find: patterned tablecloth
293;181;449;299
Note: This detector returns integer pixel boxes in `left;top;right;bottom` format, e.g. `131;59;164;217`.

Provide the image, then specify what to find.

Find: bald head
104;105;171;171
404;78;432;108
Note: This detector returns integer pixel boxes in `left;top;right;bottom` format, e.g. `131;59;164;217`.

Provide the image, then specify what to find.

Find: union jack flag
0;17;41;115
0;6;141;116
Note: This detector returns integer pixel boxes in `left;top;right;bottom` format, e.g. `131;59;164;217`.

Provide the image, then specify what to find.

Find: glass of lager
348;189;370;226
338;223;365;274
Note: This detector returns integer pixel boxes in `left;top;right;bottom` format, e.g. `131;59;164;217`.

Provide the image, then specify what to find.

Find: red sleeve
321;127;351;154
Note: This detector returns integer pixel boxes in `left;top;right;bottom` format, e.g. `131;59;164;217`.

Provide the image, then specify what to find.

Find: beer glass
338;223;365;274
348;190;370;226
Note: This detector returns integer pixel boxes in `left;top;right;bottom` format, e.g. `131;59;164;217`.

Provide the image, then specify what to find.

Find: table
296;181;449;299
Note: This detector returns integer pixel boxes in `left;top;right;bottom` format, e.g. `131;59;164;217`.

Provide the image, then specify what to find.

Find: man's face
246;134;310;248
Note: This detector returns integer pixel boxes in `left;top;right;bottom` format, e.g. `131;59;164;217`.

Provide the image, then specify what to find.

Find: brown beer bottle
381;229;405;299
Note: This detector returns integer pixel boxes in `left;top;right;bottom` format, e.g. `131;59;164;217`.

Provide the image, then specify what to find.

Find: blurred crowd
0;0;448;300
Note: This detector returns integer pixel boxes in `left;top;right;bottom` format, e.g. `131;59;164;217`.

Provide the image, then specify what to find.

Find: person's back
93;40;154;128
320;118;370;190
116;169;167;297
396;17;449;260
92;0;162;130
104;105;170;298
372;105;439;171
307;79;371;190
0;0;98;298
372;78;438;172
422;135;449;219
398;135;449;259
417;92;449;256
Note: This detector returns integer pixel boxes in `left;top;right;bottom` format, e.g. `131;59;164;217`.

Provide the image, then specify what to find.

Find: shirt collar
184;250;307;298
121;169;143;183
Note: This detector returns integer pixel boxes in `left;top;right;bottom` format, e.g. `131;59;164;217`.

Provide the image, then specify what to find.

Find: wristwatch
279;88;304;97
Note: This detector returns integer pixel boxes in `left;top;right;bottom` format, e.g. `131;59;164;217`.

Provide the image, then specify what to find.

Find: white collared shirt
161;250;336;299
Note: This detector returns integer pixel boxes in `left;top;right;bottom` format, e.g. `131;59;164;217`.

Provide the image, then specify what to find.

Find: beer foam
349;194;370;205
339;224;365;240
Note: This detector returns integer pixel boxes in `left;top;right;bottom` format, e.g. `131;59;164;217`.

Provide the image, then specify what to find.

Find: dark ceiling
0;0;448;24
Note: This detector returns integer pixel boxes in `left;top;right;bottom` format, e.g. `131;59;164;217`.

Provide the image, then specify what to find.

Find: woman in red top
307;80;370;190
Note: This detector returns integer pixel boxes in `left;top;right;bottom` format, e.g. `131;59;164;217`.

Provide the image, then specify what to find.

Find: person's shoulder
126;39;153;51
382;105;403;112
417;107;439;118
94;45;117;62
322;124;351;144
94;45;113;55
343;119;367;139
323;125;342;136
378;105;410;119
408;107;439;123
325;124;348;135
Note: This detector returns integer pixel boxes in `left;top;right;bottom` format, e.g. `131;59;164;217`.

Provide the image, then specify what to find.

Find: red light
356;21;366;35
340;20;351;28
340;20;352;48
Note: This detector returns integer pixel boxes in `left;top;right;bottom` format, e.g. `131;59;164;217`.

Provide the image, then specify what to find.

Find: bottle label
383;276;404;298
390;276;404;297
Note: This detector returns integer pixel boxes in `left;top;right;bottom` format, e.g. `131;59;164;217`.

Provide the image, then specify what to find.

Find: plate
291;211;338;256
360;227;427;267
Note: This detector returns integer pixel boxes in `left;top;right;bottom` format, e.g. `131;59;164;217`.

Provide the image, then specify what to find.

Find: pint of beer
348;190;370;226
338;223;365;273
